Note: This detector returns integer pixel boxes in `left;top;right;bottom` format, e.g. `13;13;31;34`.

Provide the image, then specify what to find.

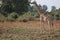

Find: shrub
16;12;37;22
0;13;6;22
6;12;18;22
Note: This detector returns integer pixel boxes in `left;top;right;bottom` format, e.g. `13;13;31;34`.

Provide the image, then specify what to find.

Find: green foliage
51;6;56;11
49;9;60;20
28;6;37;12
0;0;13;17
1;4;13;16
42;5;48;12
0;0;60;22
28;4;48;13
7;12;18;21
16;12;39;22
11;0;29;14
0;13;6;22
1;0;29;16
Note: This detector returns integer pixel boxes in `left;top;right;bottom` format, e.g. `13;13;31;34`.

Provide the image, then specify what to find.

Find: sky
31;0;60;12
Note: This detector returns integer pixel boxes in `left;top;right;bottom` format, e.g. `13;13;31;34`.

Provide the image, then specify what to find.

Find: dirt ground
0;20;60;27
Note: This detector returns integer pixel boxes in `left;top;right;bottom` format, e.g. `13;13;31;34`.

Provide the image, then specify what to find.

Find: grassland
0;20;60;40
0;25;60;40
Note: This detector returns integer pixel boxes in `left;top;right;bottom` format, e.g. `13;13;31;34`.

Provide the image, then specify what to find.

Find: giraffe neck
33;2;45;14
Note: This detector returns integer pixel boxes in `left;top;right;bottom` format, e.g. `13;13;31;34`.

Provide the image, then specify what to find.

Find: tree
1;0;13;16
0;0;2;7
28;5;37;12
28;6;33;12
11;0;29;15
42;5;48;12
1;0;29;16
51;6;56;11
39;4;42;10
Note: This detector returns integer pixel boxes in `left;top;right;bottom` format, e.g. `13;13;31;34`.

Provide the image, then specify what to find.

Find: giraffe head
29;0;36;4
31;1;36;4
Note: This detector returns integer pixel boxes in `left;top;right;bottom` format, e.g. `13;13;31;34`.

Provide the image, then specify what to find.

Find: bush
54;15;60;20
49;9;60;20
0;13;6;22
6;12;18;22
16;12;37;22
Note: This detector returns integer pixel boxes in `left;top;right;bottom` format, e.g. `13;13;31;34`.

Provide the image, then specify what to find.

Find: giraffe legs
42;22;44;27
48;21;51;27
40;20;53;27
40;20;44;27
48;21;53;27
40;21;42;27
51;21;53;27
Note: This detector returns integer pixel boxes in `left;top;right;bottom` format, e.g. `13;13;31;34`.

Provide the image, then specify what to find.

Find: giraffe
30;1;53;27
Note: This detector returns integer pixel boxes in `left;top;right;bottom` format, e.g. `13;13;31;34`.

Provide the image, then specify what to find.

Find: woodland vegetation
0;0;60;22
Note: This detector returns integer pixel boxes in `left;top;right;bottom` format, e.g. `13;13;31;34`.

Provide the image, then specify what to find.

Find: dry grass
0;20;60;40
